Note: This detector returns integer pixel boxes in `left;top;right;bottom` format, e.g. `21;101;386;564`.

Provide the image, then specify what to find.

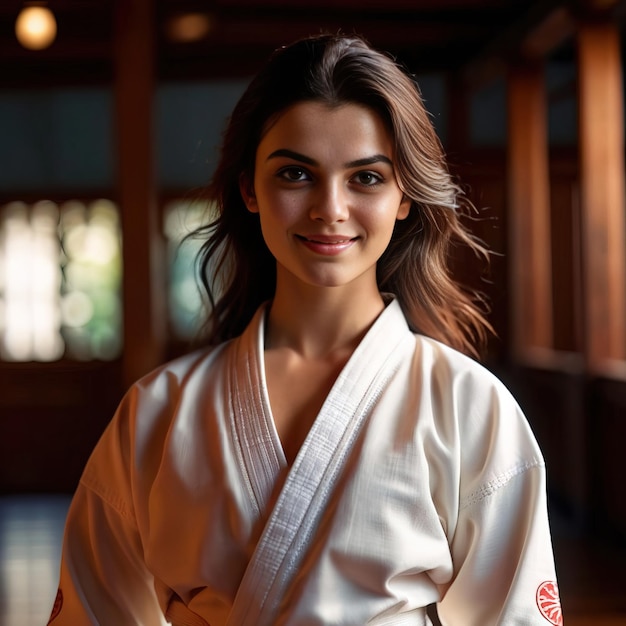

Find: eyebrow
266;149;393;169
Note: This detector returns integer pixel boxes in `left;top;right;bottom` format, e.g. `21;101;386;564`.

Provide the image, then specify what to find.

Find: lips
295;234;358;256
297;234;356;244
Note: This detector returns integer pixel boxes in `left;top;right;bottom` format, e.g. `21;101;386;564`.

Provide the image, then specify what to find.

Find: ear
239;173;258;213
396;194;411;221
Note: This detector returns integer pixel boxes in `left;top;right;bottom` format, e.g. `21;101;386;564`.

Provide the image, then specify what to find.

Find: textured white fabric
50;300;560;625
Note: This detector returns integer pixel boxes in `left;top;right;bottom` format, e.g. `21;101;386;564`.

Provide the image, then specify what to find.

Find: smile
295;234;358;255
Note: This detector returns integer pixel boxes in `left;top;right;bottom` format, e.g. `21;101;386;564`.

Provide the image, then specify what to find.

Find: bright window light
0;199;122;361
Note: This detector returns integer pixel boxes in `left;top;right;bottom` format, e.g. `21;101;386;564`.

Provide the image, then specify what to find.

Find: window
0;199;122;361
164;199;212;341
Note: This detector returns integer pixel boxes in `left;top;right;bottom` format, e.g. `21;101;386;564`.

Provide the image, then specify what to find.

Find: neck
266;279;386;358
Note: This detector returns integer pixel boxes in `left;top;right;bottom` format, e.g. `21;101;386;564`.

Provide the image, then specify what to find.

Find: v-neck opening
228;299;409;519
258;305;382;472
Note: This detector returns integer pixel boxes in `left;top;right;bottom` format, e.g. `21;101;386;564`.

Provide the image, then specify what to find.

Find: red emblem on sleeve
47;588;63;624
536;580;562;625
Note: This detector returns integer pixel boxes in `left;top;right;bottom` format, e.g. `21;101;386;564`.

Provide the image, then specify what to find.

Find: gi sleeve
435;382;562;625
47;390;170;625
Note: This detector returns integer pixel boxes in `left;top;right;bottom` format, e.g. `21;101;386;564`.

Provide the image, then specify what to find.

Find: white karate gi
49;299;562;626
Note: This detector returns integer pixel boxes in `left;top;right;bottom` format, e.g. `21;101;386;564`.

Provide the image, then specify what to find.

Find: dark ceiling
0;0;624;87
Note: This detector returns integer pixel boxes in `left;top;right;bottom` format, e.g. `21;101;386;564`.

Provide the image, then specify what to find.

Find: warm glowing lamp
165;13;213;43
15;5;57;50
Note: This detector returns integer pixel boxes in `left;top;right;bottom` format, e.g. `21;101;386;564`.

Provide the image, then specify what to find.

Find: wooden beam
577;21;626;369
520;6;576;59
114;0;166;388
464;2;575;90
507;62;554;360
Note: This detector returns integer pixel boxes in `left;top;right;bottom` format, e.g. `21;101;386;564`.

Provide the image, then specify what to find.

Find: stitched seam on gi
460;459;544;510
80;473;136;523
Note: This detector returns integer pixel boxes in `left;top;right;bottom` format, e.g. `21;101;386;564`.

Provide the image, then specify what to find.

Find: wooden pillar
577;22;626;369
114;0;165;388
507;62;553;361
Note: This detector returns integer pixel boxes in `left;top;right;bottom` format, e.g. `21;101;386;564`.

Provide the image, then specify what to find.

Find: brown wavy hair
192;33;492;357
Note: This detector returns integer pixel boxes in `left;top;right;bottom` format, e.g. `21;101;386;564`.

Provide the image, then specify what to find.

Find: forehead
257;101;394;160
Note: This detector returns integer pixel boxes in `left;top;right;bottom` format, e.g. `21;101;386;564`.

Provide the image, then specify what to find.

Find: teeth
297;235;355;244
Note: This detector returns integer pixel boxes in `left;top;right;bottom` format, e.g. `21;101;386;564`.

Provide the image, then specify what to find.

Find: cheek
256;197;297;248
257;189;304;225
362;203;402;236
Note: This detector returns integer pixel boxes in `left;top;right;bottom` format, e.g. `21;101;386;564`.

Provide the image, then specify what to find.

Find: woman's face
241;101;410;295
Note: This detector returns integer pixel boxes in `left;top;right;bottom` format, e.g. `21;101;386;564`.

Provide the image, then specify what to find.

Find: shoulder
412;333;515;407
83;342;232;478
410;333;544;479
130;343;231;407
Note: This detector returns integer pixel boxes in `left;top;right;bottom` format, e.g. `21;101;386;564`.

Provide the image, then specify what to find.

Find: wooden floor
0;494;625;625
0;495;68;626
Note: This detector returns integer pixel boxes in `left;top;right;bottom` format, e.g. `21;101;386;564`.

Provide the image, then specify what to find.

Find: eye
353;171;383;186
278;166;310;182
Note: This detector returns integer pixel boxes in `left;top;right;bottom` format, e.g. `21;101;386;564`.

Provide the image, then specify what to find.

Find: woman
49;34;561;625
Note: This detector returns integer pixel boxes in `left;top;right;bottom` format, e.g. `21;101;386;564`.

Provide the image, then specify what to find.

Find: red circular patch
47;588;63;624
536;580;562;625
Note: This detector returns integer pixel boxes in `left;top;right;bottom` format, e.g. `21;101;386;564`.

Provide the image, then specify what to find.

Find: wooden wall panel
577;22;626;369
0;363;122;493
588;378;626;538
549;155;582;353
507;63;553;360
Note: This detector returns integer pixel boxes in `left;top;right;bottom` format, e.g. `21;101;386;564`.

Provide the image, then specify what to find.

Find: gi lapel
228;304;284;517
227;300;413;626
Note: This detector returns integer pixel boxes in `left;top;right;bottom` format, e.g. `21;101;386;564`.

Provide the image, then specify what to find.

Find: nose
308;180;349;223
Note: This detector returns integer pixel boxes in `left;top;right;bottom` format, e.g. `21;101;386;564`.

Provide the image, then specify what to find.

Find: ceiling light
15;5;57;50
166;13;213;44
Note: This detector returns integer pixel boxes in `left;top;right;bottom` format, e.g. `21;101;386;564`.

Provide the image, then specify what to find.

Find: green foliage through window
0;199;122;361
